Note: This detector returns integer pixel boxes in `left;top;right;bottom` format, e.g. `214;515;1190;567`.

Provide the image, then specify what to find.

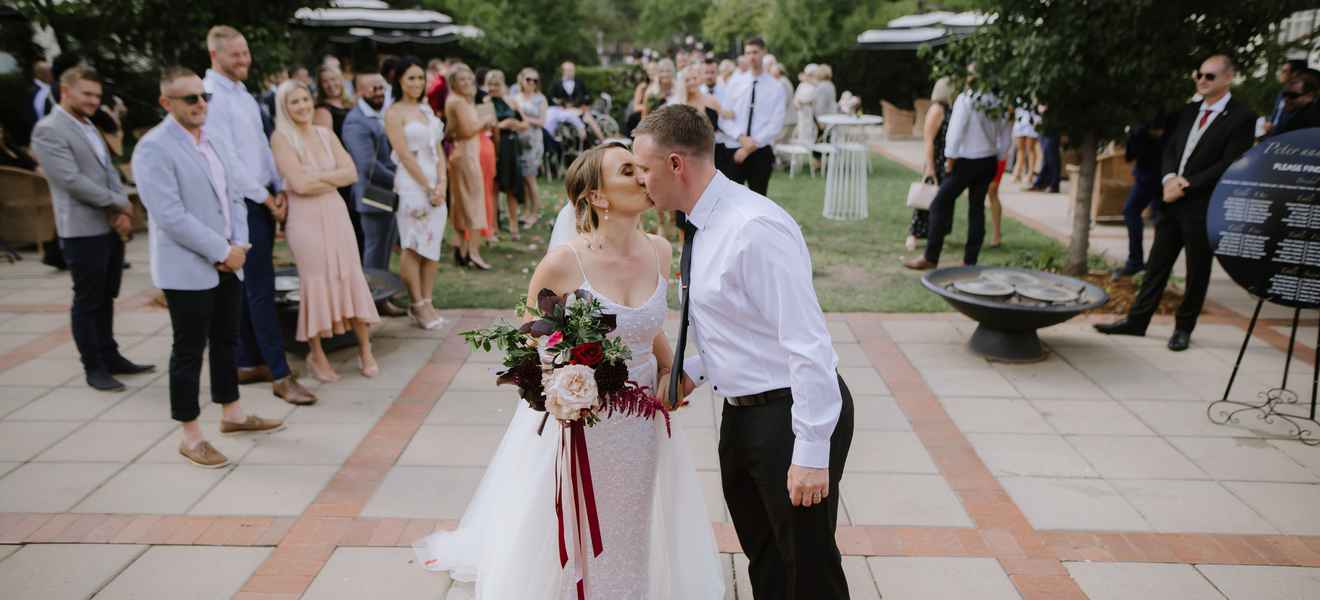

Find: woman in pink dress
271;80;381;382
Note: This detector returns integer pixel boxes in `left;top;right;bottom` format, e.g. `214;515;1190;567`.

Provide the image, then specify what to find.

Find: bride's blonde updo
563;141;630;234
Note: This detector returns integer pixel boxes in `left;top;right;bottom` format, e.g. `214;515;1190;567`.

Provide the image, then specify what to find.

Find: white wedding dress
415;244;725;600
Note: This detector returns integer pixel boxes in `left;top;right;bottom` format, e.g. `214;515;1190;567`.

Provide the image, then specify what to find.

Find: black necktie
745;79;758;137
669;212;697;408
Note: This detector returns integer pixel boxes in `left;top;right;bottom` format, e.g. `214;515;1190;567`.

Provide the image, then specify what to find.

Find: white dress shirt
54;106;109;166
562;79;576;96
682;171;842;468
168;116;232;240
33;80;51;120
717;72;787;150
204;69;281;200
1168;92;1232;182
943;91;1013;161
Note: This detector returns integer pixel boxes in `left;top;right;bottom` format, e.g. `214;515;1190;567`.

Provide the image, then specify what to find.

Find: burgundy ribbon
555;420;604;600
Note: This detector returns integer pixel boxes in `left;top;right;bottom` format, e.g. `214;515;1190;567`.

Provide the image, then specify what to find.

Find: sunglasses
1283;91;1306;99
169;92;212;105
1193;71;1217;82
525;78;539;83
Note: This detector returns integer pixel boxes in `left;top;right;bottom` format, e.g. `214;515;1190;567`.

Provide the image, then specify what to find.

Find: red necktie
1198;109;1212;130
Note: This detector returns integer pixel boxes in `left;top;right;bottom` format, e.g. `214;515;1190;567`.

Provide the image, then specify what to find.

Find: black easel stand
1207;298;1320;445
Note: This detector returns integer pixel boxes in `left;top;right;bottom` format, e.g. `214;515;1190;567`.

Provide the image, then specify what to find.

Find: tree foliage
424;0;598;75
928;0;1315;274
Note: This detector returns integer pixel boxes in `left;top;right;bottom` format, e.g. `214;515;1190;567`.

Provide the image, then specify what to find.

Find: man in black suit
1096;55;1257;351
549;61;589;107
1272;69;1320;135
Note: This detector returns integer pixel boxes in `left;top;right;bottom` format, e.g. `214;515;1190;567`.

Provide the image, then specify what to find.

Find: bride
414;142;726;599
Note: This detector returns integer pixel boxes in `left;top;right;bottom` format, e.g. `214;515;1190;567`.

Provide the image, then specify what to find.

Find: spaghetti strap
649;235;664;283
565;243;592;289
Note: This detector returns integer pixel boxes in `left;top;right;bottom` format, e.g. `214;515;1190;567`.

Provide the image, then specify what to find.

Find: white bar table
818;114;883;221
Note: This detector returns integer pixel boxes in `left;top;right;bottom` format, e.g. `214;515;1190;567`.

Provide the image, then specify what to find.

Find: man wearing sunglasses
1272;69;1320;136
1096;54;1256;352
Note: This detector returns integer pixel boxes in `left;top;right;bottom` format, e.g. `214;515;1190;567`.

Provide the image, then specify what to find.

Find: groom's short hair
633;104;714;158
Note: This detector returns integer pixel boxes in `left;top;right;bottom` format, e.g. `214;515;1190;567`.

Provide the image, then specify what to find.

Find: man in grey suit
134;67;285;468
343;72;407;317
30;65;154;392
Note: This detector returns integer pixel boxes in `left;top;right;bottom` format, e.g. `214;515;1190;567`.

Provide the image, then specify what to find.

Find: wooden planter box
1066;150;1136;223
0;166;55;246
882;100;915;138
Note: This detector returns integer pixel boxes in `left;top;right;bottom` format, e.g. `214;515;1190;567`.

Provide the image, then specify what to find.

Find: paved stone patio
4;226;1320;599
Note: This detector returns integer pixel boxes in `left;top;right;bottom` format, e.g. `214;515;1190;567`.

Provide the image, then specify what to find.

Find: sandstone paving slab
0;420;81;461
0;545;16;562
833;343;871;367
1066;562;1225;600
838;366;891;396
920;368;1019;398
1067;435;1208;480
1001;476;1151;532
1196;564;1320;600
994;361;1111;400
1267;439;1320;477
0;386;46;418
844;431;938;474
841;473;973;527
673;399;716;429
867;557;1021;600
35;421;174;463
423;390;519;426
827;320;857;342
1033;400;1155;435
302;547;452;600
1084;365;1203;401
74;463;230;514
1220;481;1320;535
5;385;136;421
1112;479;1277;534
447;363;503;392
0;462;17;479
94;546;271;600
0;332;43;354
697;469;730;522
967;433;1097;477
239;422;373;466
123;334;174;361
883;320;964;344
684;426;720;471
0;544;147;600
0;358;80;387
1124;400;1284;438
398;425;505;467
899;342;989;371
285;387;399;424
735;553;879;599
99;384;294;423
137;428;257;464
1;312;71;333
362;465;485;519
1167;436;1319;483
0;462;123;511
189;464;337;516
851;394;911;431
940;397;1053;434
108;311;172;335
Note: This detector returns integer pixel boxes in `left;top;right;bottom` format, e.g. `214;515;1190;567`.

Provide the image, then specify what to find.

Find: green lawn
414;155;1075;312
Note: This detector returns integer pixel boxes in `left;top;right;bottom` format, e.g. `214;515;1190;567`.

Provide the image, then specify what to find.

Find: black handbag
360;132;399;212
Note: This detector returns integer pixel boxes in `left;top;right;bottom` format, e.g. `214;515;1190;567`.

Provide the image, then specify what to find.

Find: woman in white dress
793;65;819;145
1011;107;1041;183
415;143;725;599
384;57;447;330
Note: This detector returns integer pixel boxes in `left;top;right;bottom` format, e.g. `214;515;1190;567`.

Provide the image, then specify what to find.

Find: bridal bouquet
461;288;671;431
461;288;671;599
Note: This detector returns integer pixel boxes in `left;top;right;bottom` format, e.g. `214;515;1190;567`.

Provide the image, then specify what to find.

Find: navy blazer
341;103;397;214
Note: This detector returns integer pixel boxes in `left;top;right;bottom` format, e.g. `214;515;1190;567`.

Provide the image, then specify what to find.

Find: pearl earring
604;207;610;221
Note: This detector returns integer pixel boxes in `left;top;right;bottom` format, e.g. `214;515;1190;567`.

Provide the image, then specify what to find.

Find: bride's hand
656;372;688;411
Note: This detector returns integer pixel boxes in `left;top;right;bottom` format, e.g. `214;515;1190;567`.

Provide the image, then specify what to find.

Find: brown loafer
273;376;317;406
902;256;939;271
377;300;409;317
238;366;274;385
219;414;286;436
179;440;230;468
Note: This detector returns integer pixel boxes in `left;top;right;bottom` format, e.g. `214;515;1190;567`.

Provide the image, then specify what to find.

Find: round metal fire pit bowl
922;266;1109;363
274;267;404;355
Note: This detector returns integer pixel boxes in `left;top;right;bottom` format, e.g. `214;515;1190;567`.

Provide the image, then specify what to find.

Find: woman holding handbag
907;77;955;252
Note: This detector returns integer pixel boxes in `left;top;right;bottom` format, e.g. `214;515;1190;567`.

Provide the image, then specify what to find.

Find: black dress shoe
87;371;127;392
1168;330;1191;352
107;356;156;375
1094;318;1147;337
1110;264;1144;281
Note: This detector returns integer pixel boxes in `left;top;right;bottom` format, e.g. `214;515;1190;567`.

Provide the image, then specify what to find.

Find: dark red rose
570;341;604;366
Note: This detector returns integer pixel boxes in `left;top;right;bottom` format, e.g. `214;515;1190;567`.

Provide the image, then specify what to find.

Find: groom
633;104;854;600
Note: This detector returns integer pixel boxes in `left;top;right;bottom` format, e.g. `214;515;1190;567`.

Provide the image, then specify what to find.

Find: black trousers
720;376;855;600
1127;199;1213;333
716;145;774;196
163;273;242;423
924;156;999;265
60;233;124;374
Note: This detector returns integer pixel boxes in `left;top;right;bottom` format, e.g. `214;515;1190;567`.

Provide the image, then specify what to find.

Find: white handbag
906;177;939;210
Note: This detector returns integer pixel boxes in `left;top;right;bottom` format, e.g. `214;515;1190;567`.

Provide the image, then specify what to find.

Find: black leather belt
726;387;791;407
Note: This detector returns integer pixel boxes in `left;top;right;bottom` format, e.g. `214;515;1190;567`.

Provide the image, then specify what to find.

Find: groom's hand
788;465;830;508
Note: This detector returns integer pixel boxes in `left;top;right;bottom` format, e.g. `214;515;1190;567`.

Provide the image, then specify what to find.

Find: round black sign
1208;129;1320;308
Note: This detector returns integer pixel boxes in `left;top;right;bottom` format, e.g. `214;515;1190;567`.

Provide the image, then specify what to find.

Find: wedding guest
487;70;526;245
291;65;311;87
342;73;407;318
1030;104;1061;193
314;65;361;252
203;25;316;405
271;80;380;381
1265;59;1310;136
715;37;786;196
634;58;677;119
0;124;38;171
135;66;285;468
1011;108;1040;183
906;77;955;252
1273;70;1320;135
475;70;499;242
445;64;495;259
17;59;53;147
549;61;589;107
812;64;838;121
770;63;796;144
386;56;449;329
700;58;720;97
793;65;820;146
680;64;727;131
1113;113;1174;280
510;67;547;227
30;65;152;392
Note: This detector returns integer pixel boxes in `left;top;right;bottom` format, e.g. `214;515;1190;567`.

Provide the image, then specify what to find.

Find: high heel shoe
358;355;379;378
410;301;436;330
453;247;469;267
467;256;493;271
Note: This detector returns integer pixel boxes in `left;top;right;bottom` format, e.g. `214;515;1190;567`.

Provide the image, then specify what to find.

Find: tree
701;0;769;57
427;0;597;75
930;0;1315;275
636;0;705;49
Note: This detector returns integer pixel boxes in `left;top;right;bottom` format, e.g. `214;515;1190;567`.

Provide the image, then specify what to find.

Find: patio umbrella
292;0;483;43
856;11;990;50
